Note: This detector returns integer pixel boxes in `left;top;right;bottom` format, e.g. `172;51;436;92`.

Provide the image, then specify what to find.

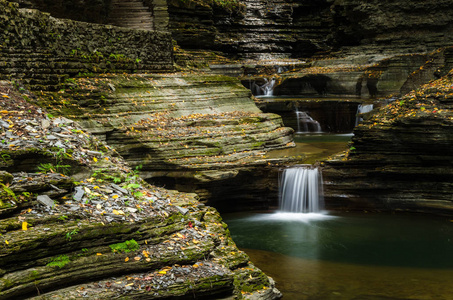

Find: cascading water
295;108;322;133
355;104;374;126
279;166;324;213
251;78;276;96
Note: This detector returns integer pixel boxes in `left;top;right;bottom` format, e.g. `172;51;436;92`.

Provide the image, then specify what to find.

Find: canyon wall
0;0;173;91
34;73;294;211
322;70;453;216
168;0;453;59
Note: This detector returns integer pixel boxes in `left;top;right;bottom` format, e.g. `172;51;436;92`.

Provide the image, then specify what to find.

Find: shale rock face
169;0;453;59
34;73;294;211
322;70;453;215
330;0;453;53
168;0;333;59
0;82;281;299
0;0;173;90
246;48;453;99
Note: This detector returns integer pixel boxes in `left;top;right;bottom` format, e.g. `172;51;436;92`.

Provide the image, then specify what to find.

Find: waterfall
295;108;321;133
251;78;276;96
279;166;324;213
355;104;374;126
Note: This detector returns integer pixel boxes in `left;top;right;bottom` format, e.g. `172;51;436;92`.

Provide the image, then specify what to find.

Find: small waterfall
251;78;276;96
279;166;324;213
355;104;374;125
295;109;322;133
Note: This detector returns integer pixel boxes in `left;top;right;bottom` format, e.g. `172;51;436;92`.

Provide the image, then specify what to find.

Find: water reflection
223;212;453;299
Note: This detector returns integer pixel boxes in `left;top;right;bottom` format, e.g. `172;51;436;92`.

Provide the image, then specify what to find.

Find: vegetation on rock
0;81;280;299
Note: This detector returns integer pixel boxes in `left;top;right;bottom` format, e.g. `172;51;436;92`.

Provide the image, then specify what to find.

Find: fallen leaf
22;222;28;231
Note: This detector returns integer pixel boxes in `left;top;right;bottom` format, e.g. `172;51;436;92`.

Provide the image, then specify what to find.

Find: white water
253;78;276;96
355;104;374;125
295;109;322;133
279;166;324;213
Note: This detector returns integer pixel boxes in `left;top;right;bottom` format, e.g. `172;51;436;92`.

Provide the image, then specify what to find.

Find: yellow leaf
5;240;9;245
2;95;9;98
93;157;98;162
112;194;119;199
146;258;151;262
134;256;141;261
22;221;28;231
113;209;125;215
192;239;199;244
96;253;102;256
125;257;130;262
142;250;149;258
158;270;167;274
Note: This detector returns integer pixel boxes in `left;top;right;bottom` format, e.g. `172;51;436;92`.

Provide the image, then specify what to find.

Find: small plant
65;229;79;241
46;255;70;268
38;163;71;175
109;239;140;253
1;183;16;201
1;153;10;163
58;215;68;221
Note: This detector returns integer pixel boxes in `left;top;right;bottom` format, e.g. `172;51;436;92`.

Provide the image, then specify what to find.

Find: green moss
46;255;70;269
233;269;269;294
109;239;140;253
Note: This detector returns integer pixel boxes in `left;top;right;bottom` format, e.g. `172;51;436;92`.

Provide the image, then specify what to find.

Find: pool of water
265;133;352;163
222;212;453;299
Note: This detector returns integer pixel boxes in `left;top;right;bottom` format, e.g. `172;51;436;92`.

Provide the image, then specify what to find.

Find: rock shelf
0;81;281;299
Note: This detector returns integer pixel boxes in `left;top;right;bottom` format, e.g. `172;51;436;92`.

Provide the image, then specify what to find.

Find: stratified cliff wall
322;70;453;216
330;0;453;53
0;0;173;91
168;0;333;59
168;0;453;59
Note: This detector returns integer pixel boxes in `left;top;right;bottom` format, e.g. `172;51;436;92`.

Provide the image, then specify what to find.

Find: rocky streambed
0;81;282;299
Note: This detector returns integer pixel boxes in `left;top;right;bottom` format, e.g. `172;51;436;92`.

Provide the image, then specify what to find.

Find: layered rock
10;0;170;31
168;0;333;59
322;70;453;215
330;0;453;53
33;73;295;211
241;48;453;99
0;0;173;91
0;81;281;299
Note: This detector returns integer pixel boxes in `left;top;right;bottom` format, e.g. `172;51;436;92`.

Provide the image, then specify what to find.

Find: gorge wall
0;0;173;91
168;0;453;60
0;82;280;299
34;73;294;212
322;70;453;216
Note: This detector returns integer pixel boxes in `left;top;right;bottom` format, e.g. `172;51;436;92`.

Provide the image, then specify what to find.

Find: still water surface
265;133;352;164
222;212;453;299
